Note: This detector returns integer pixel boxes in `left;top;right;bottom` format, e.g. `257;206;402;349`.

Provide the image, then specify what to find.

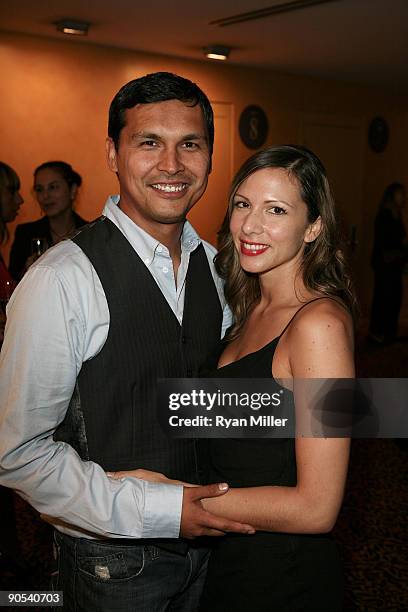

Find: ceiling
1;0;408;93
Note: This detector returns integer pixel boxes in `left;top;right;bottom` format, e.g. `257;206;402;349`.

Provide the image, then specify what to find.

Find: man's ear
304;216;322;243
106;137;118;173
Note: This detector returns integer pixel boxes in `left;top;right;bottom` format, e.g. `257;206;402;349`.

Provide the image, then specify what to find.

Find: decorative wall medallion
239;105;268;149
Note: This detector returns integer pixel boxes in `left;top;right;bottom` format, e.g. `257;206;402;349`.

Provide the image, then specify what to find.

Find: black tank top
200;299;345;612
204;297;337;488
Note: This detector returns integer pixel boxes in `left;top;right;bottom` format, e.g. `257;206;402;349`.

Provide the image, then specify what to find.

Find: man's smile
150;182;188;194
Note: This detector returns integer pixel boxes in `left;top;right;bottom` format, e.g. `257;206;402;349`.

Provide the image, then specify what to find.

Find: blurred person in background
0;161;26;584
8;161;87;280
369;182;408;344
0;161;23;341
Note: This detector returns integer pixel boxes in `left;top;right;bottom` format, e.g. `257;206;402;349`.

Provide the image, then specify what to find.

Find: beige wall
1;31;408;312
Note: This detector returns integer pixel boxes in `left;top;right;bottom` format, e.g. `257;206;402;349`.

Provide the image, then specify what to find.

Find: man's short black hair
108;72;214;162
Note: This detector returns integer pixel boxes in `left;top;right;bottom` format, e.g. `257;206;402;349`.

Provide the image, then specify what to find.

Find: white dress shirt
0;196;232;539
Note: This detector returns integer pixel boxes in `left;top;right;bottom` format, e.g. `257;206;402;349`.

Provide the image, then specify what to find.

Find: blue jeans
52;531;209;611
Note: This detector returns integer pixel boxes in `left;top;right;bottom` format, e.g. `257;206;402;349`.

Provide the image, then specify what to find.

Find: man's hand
180;484;255;539
107;470;255;538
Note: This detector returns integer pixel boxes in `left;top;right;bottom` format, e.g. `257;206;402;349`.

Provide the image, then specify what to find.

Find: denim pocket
77;546;145;582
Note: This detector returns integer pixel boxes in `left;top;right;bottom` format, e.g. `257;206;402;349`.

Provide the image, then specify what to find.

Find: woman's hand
106;468;196;487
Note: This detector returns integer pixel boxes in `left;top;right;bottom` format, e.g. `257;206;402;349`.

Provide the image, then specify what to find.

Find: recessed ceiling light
204;45;230;61
55;19;90;36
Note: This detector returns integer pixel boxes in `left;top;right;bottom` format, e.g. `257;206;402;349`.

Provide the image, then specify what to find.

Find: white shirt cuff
142;482;183;538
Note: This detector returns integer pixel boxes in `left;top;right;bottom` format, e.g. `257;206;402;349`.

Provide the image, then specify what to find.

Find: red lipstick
240;241;269;256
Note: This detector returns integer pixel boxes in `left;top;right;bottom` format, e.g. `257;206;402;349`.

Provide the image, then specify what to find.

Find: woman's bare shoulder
291;297;352;336
286;297;354;377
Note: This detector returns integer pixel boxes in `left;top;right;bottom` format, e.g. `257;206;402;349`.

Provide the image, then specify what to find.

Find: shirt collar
102;195;201;265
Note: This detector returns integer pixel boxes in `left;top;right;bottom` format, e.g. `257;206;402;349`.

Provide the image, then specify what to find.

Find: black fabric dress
199;302;344;612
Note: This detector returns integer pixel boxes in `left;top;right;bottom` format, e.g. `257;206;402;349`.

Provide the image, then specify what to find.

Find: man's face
106;99;210;235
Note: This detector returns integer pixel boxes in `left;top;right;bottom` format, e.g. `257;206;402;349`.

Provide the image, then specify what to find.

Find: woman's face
229;167;320;278
34;168;77;218
0;178;24;223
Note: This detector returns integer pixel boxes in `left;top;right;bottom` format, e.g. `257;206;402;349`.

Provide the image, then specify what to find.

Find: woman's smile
239;240;269;256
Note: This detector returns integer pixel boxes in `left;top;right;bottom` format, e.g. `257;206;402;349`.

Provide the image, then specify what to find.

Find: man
0;72;253;611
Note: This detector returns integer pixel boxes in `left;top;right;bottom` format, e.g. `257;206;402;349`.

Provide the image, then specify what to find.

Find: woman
0;161;23;340
8;160;87;280
0;161;26;580
111;145;355;610
369;182;407;344
198;144;355;610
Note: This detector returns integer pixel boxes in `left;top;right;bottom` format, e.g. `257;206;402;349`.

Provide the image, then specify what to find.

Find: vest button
181;335;187;344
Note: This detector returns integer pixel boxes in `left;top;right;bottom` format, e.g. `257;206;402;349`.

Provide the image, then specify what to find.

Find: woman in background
0;161;26;582
9;161;87;280
0;162;23;341
0;162;23;292
369;182;408;344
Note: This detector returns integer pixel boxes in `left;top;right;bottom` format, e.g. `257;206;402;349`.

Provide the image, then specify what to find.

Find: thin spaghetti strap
277;296;339;340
